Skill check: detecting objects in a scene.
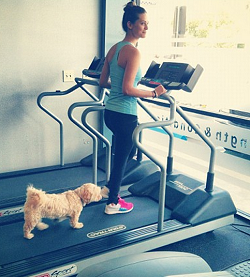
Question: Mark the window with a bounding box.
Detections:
[139,0,250,114]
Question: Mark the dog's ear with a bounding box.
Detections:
[81,185,92,204]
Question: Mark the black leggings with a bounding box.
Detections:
[104,109,138,204]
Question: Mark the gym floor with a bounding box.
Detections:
[156,215,250,272]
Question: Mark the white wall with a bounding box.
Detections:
[0,0,101,173]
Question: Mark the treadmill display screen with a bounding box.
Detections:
[155,63,193,83]
[140,61,196,91]
[82,57,105,79]
[157,70,180,82]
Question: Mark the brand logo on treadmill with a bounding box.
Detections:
[32,264,77,277]
[170,180,193,192]
[0,206,23,217]
[51,265,77,277]
[87,224,126,238]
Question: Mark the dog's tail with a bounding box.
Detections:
[25,184,45,207]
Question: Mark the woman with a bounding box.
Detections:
[99,1,166,215]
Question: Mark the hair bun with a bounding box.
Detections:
[124,1,136,12]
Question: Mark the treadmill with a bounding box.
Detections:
[0,60,236,277]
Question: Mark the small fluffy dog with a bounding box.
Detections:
[23,183,102,239]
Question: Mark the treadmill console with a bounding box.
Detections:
[140,61,203,92]
[82,56,105,79]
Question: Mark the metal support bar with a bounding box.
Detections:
[67,89,106,185]
[175,105,216,192]
[81,106,112,184]
[133,94,176,232]
[137,98,175,168]
[37,78,101,167]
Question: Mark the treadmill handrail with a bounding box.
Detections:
[75,77,100,101]
[133,93,176,232]
[175,104,216,192]
[67,87,106,185]
[37,78,103,167]
[137,98,175,171]
[81,106,112,184]
[138,94,217,192]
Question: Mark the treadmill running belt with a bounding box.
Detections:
[0,164,106,208]
[0,196,172,265]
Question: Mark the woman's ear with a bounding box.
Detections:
[127,21,133,30]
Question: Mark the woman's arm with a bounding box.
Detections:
[99,44,118,89]
[99,58,111,89]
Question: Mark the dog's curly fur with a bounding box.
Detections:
[23,183,102,239]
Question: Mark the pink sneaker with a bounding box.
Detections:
[105,198,134,215]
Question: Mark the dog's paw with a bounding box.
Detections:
[24,233,34,239]
[36,222,49,230]
[74,222,84,229]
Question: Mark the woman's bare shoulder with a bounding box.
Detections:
[106,44,118,62]
[120,44,140,62]
[122,43,139,54]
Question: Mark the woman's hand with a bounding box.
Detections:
[154,85,167,97]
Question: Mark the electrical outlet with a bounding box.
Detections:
[63,70,74,82]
